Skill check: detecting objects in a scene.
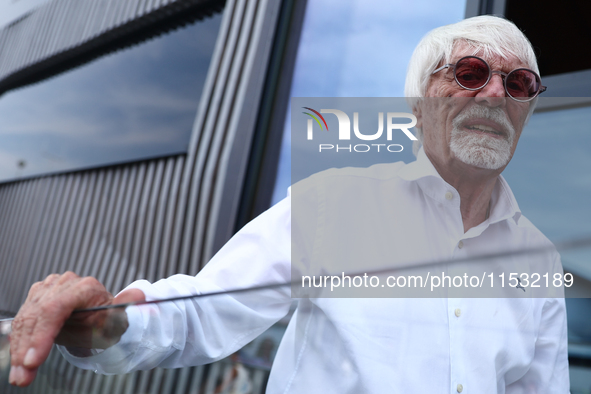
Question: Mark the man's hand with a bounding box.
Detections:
[8,272,145,387]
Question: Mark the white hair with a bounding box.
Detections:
[405,15,540,155]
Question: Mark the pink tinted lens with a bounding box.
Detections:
[506,69,540,98]
[454,57,489,89]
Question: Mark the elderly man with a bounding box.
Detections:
[8,15,568,392]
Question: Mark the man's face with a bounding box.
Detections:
[417,43,532,174]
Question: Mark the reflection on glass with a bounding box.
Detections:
[0,13,222,182]
[502,105,591,390]
[504,105,591,244]
[2,236,590,393]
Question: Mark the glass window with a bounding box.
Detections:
[502,103,591,391]
[272,0,467,204]
[503,104,591,243]
[0,0,52,30]
[0,13,222,182]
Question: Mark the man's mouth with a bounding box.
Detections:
[463,124,505,138]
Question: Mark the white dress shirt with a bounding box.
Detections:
[60,148,569,393]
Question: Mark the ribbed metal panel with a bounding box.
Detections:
[182,0,282,269]
[0,358,234,394]
[0,159,178,309]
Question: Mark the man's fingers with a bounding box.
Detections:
[9,272,114,387]
[9,294,78,387]
[9,303,65,375]
[12,323,58,369]
[8,365,38,387]
[8,317,47,386]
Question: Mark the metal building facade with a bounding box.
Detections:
[0,0,303,392]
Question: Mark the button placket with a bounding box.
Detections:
[450,308,464,393]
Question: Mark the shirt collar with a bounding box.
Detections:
[398,146,440,182]
[399,147,522,225]
[489,174,522,225]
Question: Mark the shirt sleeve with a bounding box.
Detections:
[58,196,293,374]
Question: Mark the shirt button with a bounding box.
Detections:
[455,308,461,317]
[445,191,453,200]
[457,383,463,393]
[458,240,464,249]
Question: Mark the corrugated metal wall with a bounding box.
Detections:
[0,0,224,93]
[0,0,283,391]
[0,158,190,308]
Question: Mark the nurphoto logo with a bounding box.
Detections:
[302,107,417,153]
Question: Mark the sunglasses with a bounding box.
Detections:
[431,56,546,102]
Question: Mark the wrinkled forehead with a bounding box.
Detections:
[445,39,532,70]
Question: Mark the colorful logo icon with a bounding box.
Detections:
[302,107,328,131]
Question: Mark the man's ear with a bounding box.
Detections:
[412,102,423,130]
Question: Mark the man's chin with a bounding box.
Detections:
[450,131,512,171]
[451,144,511,170]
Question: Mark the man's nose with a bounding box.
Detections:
[474,73,506,107]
